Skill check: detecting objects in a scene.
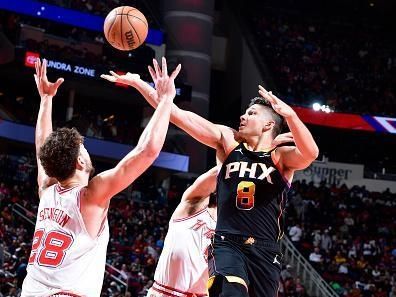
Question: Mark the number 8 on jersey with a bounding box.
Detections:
[236,181,256,210]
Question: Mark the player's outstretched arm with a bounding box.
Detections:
[101,58,236,153]
[258,86,319,170]
[172,166,218,219]
[181,166,218,204]
[84,58,176,207]
[34,59,64,196]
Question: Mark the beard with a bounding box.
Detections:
[88,166,95,179]
[84,158,95,179]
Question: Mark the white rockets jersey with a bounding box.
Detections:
[22,184,109,297]
[152,208,216,296]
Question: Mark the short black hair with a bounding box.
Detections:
[39,128,83,181]
[248,97,284,137]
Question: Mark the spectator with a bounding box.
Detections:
[289,223,303,249]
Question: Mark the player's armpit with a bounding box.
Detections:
[38,176,58,198]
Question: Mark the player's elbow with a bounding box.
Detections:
[306,144,319,162]
[135,142,161,160]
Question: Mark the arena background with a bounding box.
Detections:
[0,0,395,296]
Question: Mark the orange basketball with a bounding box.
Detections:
[103,6,148,51]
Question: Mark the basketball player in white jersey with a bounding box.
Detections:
[147,166,218,297]
[21,58,181,297]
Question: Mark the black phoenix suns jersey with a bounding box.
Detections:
[216,143,290,242]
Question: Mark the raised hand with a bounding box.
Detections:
[100,71,141,87]
[271,132,294,147]
[34,59,64,98]
[258,85,296,118]
[148,57,181,100]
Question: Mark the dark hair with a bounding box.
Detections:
[39,128,83,181]
[208,192,217,208]
[248,97,284,137]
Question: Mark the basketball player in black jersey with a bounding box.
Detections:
[102,59,319,297]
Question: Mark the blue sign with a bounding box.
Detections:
[0,119,189,172]
[0,0,164,45]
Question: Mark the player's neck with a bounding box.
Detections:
[244,132,274,152]
[59,173,88,189]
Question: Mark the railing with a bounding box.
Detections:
[12,203,35,225]
[104,263,129,294]
[1,249,17,290]
[281,236,339,297]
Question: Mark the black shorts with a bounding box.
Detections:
[208,233,282,297]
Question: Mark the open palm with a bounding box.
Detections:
[34,59,64,98]
[100,71,141,87]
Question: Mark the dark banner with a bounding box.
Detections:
[21,50,192,101]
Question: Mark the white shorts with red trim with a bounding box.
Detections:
[48,292,83,297]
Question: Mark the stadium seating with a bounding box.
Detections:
[244,7,396,116]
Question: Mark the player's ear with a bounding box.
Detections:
[263,120,275,131]
[76,155,85,170]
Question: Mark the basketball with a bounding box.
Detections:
[103,6,148,51]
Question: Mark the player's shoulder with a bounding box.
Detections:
[214,125,241,160]
[271,145,294,164]
[38,177,58,199]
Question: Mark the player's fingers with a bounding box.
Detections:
[281,132,293,138]
[161,57,168,77]
[273,104,282,112]
[148,91,156,98]
[259,89,277,106]
[35,59,39,77]
[33,74,39,88]
[170,64,181,80]
[55,78,64,88]
[36,58,42,80]
[268,91,281,103]
[40,60,46,81]
[258,85,268,93]
[109,71,121,78]
[42,59,47,79]
[148,65,157,81]
[258,88,270,99]
[100,74,115,82]
[153,58,162,77]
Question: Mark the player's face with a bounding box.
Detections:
[79,144,95,177]
[239,104,273,137]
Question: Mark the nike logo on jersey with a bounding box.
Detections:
[273,254,281,265]
[225,161,275,183]
[235,148,243,155]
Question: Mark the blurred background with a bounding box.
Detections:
[0,0,395,296]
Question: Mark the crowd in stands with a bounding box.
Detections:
[286,180,396,297]
[247,9,396,116]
